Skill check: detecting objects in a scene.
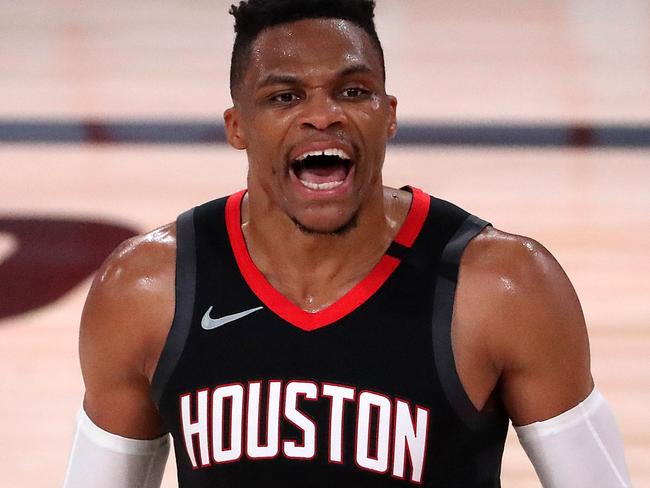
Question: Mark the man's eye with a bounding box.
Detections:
[341,87,369,98]
[270,92,300,104]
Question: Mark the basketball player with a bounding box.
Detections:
[64,1,632,486]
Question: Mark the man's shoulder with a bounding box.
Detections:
[462,226,562,288]
[456,225,583,343]
[80,223,177,377]
[93,222,177,291]
[457,225,587,365]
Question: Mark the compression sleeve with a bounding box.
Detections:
[515,388,632,487]
[63,409,170,488]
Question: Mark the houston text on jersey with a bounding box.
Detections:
[179,379,430,484]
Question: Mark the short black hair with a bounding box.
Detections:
[228,0,385,100]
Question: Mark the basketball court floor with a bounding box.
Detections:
[1,1,648,486]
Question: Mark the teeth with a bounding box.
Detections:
[296,148,350,161]
[299,179,344,191]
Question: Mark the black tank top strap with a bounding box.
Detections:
[432,214,495,430]
[151,207,197,409]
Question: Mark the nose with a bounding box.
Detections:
[298,91,346,131]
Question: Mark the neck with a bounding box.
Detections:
[240,186,410,312]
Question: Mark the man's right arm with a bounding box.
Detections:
[64,225,176,487]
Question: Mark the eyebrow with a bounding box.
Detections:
[338,63,375,78]
[256,63,376,90]
[257,74,300,89]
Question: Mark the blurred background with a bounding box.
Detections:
[1,0,648,486]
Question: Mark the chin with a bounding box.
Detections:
[290,211,359,236]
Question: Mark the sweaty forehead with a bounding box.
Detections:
[245,18,382,84]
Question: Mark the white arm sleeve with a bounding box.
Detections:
[515,388,632,487]
[63,409,170,488]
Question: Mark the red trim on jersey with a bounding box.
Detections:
[393,187,430,247]
[225,187,429,331]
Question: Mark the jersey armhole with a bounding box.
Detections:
[150,208,197,409]
[432,214,500,430]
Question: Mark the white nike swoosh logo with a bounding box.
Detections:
[201,306,264,330]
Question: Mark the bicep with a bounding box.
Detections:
[79,254,171,439]
[496,242,593,426]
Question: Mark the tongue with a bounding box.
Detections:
[295,163,348,184]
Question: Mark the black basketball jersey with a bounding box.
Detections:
[151,187,508,487]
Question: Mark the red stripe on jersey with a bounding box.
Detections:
[225,188,428,331]
[393,187,430,248]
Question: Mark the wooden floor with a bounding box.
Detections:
[1,1,648,486]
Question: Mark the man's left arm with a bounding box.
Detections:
[490,234,632,487]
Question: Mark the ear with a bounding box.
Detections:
[386,95,398,139]
[224,107,247,150]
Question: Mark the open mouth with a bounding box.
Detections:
[290,149,353,191]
